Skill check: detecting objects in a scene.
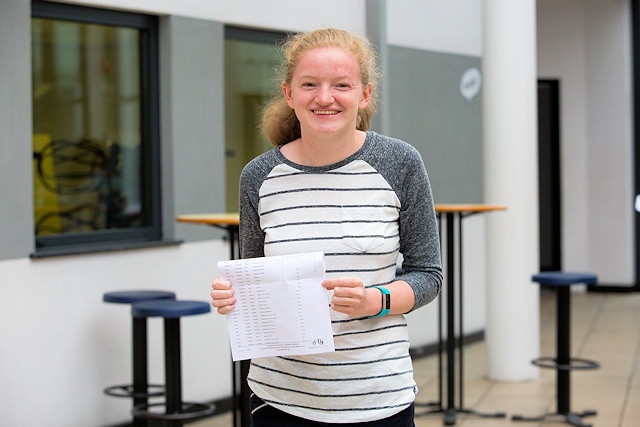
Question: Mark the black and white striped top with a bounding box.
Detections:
[238,131,442,423]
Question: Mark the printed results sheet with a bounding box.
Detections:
[218,252,335,361]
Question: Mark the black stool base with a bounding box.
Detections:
[532,356,600,371]
[104,383,165,399]
[133,401,215,426]
[416,404,506,425]
[512,409,597,427]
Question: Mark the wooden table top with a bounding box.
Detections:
[176,213,239,226]
[176,205,506,226]
[434,204,507,213]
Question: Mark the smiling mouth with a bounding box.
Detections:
[313,110,339,115]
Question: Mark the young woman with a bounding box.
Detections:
[211,28,442,426]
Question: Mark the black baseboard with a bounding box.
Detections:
[588,283,639,293]
[539,283,639,293]
[409,330,485,359]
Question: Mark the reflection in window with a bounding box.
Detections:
[32,18,141,235]
[31,2,159,253]
[224,29,285,211]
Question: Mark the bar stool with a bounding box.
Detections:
[512,272,599,427]
[103,290,176,424]
[131,299,215,426]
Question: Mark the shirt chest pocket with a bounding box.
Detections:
[341,205,397,253]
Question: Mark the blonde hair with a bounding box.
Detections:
[261,28,380,146]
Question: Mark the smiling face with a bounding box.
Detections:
[283,47,372,139]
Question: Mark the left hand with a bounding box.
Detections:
[322,277,380,318]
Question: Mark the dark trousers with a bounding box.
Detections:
[250,394,415,427]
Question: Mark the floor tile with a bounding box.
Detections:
[189,291,640,427]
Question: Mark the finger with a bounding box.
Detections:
[211,288,234,301]
[332,286,366,301]
[329,300,358,316]
[216,304,236,315]
[211,295,236,308]
[212,279,232,290]
[323,277,362,289]
[322,279,336,290]
[332,290,365,307]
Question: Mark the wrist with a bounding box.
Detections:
[368,286,390,318]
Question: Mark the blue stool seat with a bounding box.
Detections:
[131,300,214,426]
[532,271,597,286]
[103,290,176,424]
[104,290,176,304]
[512,272,599,427]
[131,299,211,318]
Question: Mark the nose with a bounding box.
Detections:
[316,85,334,105]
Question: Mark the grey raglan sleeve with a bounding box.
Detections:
[238,154,271,260]
[399,149,443,310]
[373,137,443,310]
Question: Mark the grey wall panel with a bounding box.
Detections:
[388,46,483,204]
[0,0,34,260]
[160,16,226,242]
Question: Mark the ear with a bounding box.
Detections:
[282,81,294,109]
[359,81,373,110]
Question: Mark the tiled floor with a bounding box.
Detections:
[191,289,640,426]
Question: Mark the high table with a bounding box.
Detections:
[415,204,507,425]
[179,205,506,427]
[176,213,248,427]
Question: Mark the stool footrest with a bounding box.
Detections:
[132,401,216,421]
[532,356,600,371]
[512,409,597,427]
[104,383,165,399]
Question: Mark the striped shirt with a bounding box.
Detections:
[238,131,442,423]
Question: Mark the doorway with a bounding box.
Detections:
[538,80,562,272]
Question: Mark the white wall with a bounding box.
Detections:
[537,0,634,285]
[0,241,231,425]
[59,0,367,34]
[386,0,483,56]
[584,0,634,284]
[537,0,590,273]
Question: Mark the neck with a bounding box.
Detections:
[285,130,366,166]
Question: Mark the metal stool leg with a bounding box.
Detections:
[513,281,598,427]
[165,318,182,420]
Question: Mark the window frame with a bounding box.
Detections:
[225,26,286,44]
[31,1,165,257]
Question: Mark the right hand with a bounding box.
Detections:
[210,278,236,314]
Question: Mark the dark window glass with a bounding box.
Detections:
[31,1,160,254]
[224,27,286,211]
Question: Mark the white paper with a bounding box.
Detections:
[218,252,335,361]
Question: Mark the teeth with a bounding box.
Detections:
[314,110,338,115]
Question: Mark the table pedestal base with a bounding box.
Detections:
[415,208,507,425]
[513,410,597,427]
[417,404,506,425]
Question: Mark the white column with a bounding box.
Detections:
[483,0,540,381]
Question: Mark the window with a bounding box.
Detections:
[31,1,161,255]
[224,27,286,211]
